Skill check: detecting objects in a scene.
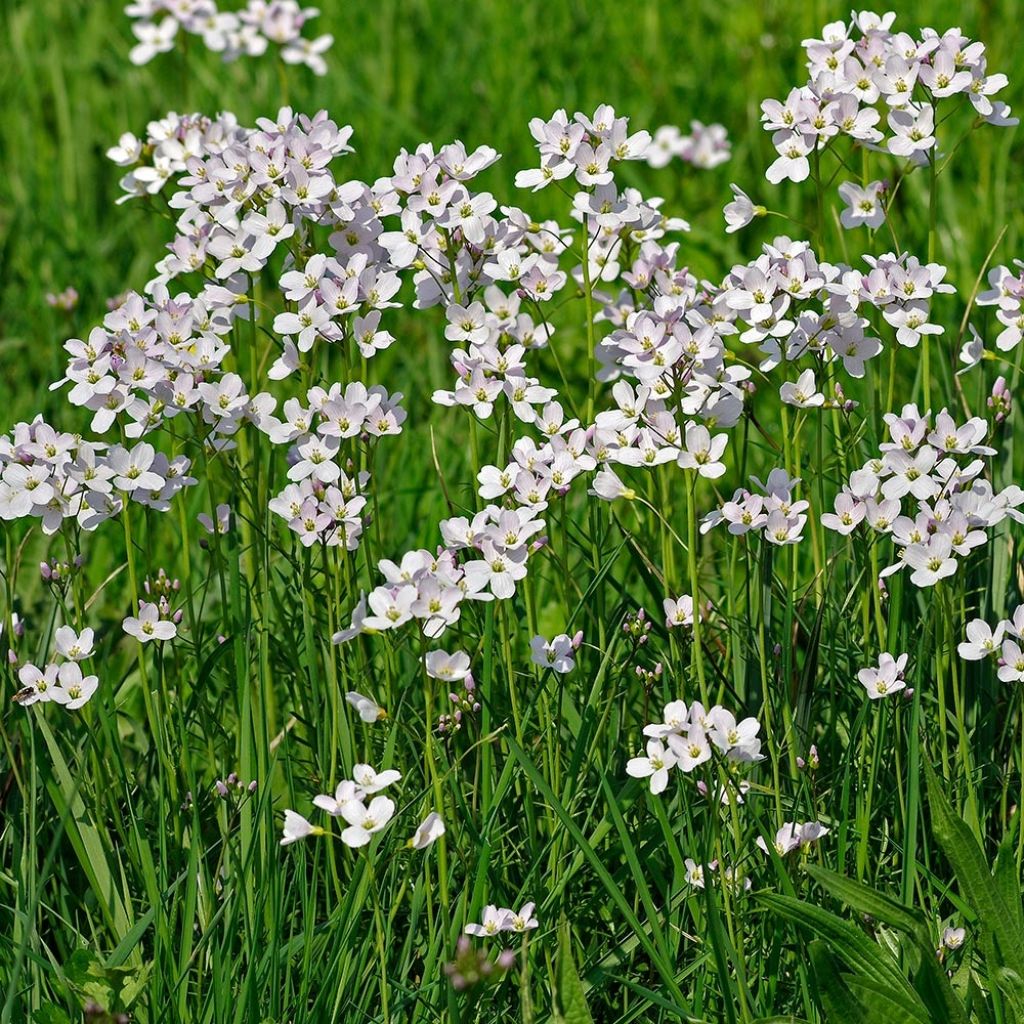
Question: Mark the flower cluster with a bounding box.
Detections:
[977,261,1024,352]
[464,903,539,938]
[154,108,353,282]
[475,427,595,510]
[958,605,1024,682]
[515,105,653,192]
[14,626,99,710]
[258,382,404,548]
[56,287,259,441]
[644,121,731,170]
[375,138,574,425]
[756,821,830,856]
[719,243,955,384]
[760,13,1016,188]
[46,287,80,312]
[0,418,197,532]
[282,762,403,848]
[107,111,247,204]
[126,0,333,75]
[823,405,1024,586]
[627,700,764,794]
[444,938,517,991]
[702,468,808,547]
[335,505,546,642]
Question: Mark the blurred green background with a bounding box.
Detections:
[0,0,1020,426]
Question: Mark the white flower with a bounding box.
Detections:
[464,904,509,937]
[409,812,446,850]
[15,663,59,706]
[280,810,320,846]
[345,690,385,722]
[998,639,1024,682]
[779,369,824,408]
[958,619,1004,661]
[904,535,957,587]
[858,652,908,699]
[757,821,829,855]
[425,649,471,681]
[667,727,712,772]
[821,493,865,535]
[506,902,538,933]
[50,663,99,710]
[838,181,886,230]
[663,596,695,629]
[677,424,728,478]
[626,739,677,794]
[340,796,396,848]
[122,603,176,642]
[198,503,232,535]
[766,130,813,184]
[588,466,635,501]
[352,763,402,795]
[723,184,763,233]
[684,858,706,888]
[54,625,95,661]
[529,634,575,673]
[643,700,690,739]
[707,708,763,762]
[312,780,362,816]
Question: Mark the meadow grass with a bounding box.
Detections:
[1,2,1024,1023]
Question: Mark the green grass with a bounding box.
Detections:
[1,1,1024,1023]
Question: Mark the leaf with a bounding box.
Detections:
[63,950,115,1009]
[760,893,921,1013]
[911,948,970,1024]
[845,976,932,1024]
[993,833,1024,942]
[703,875,740,1024]
[995,968,1024,1024]
[31,1008,72,1024]
[556,922,595,1024]
[118,960,152,1007]
[924,760,1024,978]
[807,940,868,1023]
[804,866,926,939]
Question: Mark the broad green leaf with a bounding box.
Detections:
[62,950,115,1010]
[556,922,595,1024]
[845,976,931,1024]
[760,893,921,1014]
[807,940,868,1023]
[911,947,969,1024]
[804,866,926,939]
[995,968,1024,1024]
[924,760,1024,978]
[31,1008,71,1024]
[993,834,1024,942]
